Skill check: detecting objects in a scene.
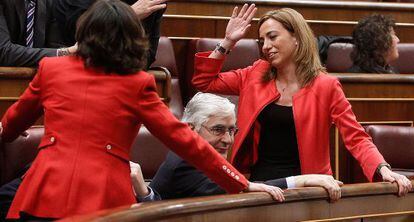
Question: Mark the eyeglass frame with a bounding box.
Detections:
[200,124,239,136]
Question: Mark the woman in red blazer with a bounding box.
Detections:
[192,5,412,196]
[0,1,284,220]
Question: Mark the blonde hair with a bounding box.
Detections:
[258,8,325,87]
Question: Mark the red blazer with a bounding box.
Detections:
[193,51,385,182]
[1,56,247,219]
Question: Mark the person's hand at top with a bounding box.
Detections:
[131,0,168,20]
[209,4,257,59]
[246,181,285,202]
[379,165,412,196]
[223,4,257,47]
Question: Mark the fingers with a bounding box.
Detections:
[267,185,285,202]
[335,180,344,186]
[237,4,248,18]
[147,4,167,13]
[395,175,411,196]
[231,6,238,18]
[245,7,257,23]
[242,4,256,20]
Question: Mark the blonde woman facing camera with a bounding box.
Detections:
[193,5,412,196]
[0,1,284,220]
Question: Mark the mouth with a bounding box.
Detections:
[267,52,277,59]
[215,147,228,154]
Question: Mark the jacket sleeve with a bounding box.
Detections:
[329,79,385,181]
[173,159,226,197]
[262,178,287,189]
[1,60,45,142]
[192,51,255,95]
[0,4,57,67]
[135,74,248,194]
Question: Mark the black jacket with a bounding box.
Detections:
[150,151,288,200]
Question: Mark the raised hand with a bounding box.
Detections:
[224,4,257,45]
[246,181,285,202]
[131,0,168,20]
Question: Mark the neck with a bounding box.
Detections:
[275,62,299,85]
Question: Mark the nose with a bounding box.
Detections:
[262,39,271,52]
[221,131,233,144]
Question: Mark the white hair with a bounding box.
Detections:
[182,92,235,131]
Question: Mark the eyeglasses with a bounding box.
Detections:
[201,124,239,136]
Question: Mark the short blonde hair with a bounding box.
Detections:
[258,8,325,87]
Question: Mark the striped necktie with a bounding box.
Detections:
[26,0,36,47]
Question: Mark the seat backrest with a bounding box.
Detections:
[129,126,169,179]
[389,43,414,74]
[365,125,414,170]
[151,36,183,118]
[183,38,260,104]
[326,43,414,74]
[0,126,43,186]
[152,36,179,77]
[0,125,169,186]
[326,43,353,73]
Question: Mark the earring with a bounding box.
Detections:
[295,42,298,46]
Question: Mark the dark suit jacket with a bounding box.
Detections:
[53,0,164,67]
[0,0,64,66]
[150,151,288,200]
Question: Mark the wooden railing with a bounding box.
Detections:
[64,180,414,221]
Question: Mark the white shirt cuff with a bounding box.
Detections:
[286,176,296,189]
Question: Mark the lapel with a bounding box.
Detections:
[34,0,46,47]
[15,0,26,43]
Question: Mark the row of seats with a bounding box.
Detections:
[1,124,413,186]
[154,37,414,106]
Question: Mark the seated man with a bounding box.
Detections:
[150,93,343,200]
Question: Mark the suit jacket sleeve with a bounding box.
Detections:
[142,8,165,69]
[262,178,287,189]
[135,74,248,194]
[329,79,385,181]
[0,4,57,67]
[192,51,257,95]
[1,59,44,142]
[173,158,225,197]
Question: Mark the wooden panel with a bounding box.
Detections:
[65,181,414,221]
[161,15,414,43]
[0,67,171,119]
[166,0,414,23]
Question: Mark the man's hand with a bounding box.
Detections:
[246,181,285,202]
[380,166,413,196]
[130,161,149,197]
[295,174,343,201]
[131,0,168,20]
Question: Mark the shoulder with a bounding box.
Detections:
[310,72,339,88]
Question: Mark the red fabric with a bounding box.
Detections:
[193,51,385,182]
[2,56,247,219]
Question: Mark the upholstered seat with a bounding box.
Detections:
[326,43,414,74]
[365,125,414,179]
[0,125,169,186]
[152,36,183,119]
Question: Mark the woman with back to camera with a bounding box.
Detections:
[193,5,412,197]
[0,1,284,220]
[349,14,400,73]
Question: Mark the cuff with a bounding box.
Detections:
[286,176,296,189]
[137,186,156,202]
